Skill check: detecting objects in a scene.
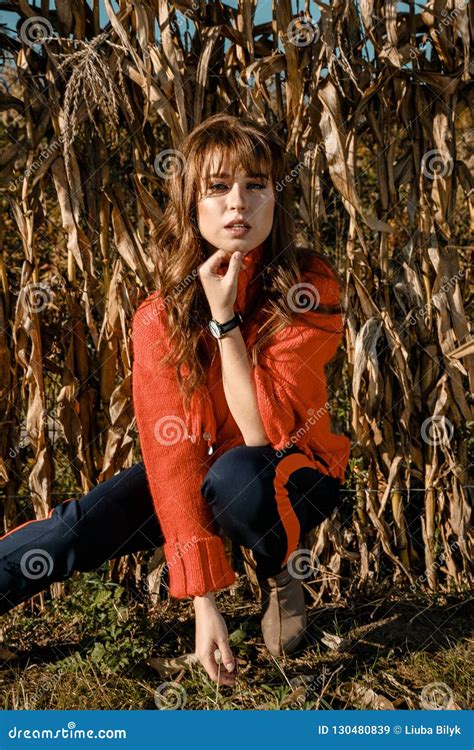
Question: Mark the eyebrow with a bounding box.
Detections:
[207,172,269,180]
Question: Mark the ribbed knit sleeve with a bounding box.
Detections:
[251,265,349,477]
[131,297,236,599]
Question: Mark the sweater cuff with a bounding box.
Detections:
[164,536,237,599]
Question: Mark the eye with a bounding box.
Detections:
[208,181,267,192]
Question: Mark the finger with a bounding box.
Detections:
[222,252,243,284]
[200,655,218,683]
[201,655,235,685]
[216,661,237,684]
[201,249,232,274]
[216,641,235,673]
[216,664,237,685]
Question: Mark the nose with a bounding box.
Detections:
[226,181,248,210]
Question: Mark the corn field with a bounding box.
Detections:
[0,0,472,605]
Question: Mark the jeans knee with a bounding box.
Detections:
[201,445,274,528]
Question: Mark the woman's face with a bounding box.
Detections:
[195,159,275,258]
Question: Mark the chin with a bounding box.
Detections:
[222,243,248,255]
[227,238,258,252]
[205,238,262,257]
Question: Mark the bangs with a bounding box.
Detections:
[196,136,273,190]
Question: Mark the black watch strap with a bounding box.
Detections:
[208,312,243,338]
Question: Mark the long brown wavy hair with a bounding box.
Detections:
[142,113,342,409]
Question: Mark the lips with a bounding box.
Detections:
[225,219,251,228]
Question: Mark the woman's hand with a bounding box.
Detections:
[198,249,245,321]
[194,592,236,685]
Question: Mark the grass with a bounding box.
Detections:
[1,569,472,711]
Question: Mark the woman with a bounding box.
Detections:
[0,114,350,686]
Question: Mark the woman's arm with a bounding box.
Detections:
[199,249,269,447]
[210,303,269,447]
[132,299,237,600]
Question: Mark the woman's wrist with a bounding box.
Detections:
[210,307,235,323]
[193,591,216,608]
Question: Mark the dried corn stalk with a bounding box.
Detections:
[0,0,471,607]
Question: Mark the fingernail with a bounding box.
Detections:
[225,661,235,672]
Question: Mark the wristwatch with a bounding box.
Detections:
[208,312,243,339]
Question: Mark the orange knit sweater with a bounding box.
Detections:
[131,246,351,598]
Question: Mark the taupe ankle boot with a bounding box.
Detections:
[259,567,307,657]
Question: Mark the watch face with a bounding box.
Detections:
[209,320,221,338]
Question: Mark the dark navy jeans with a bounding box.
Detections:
[0,445,341,613]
